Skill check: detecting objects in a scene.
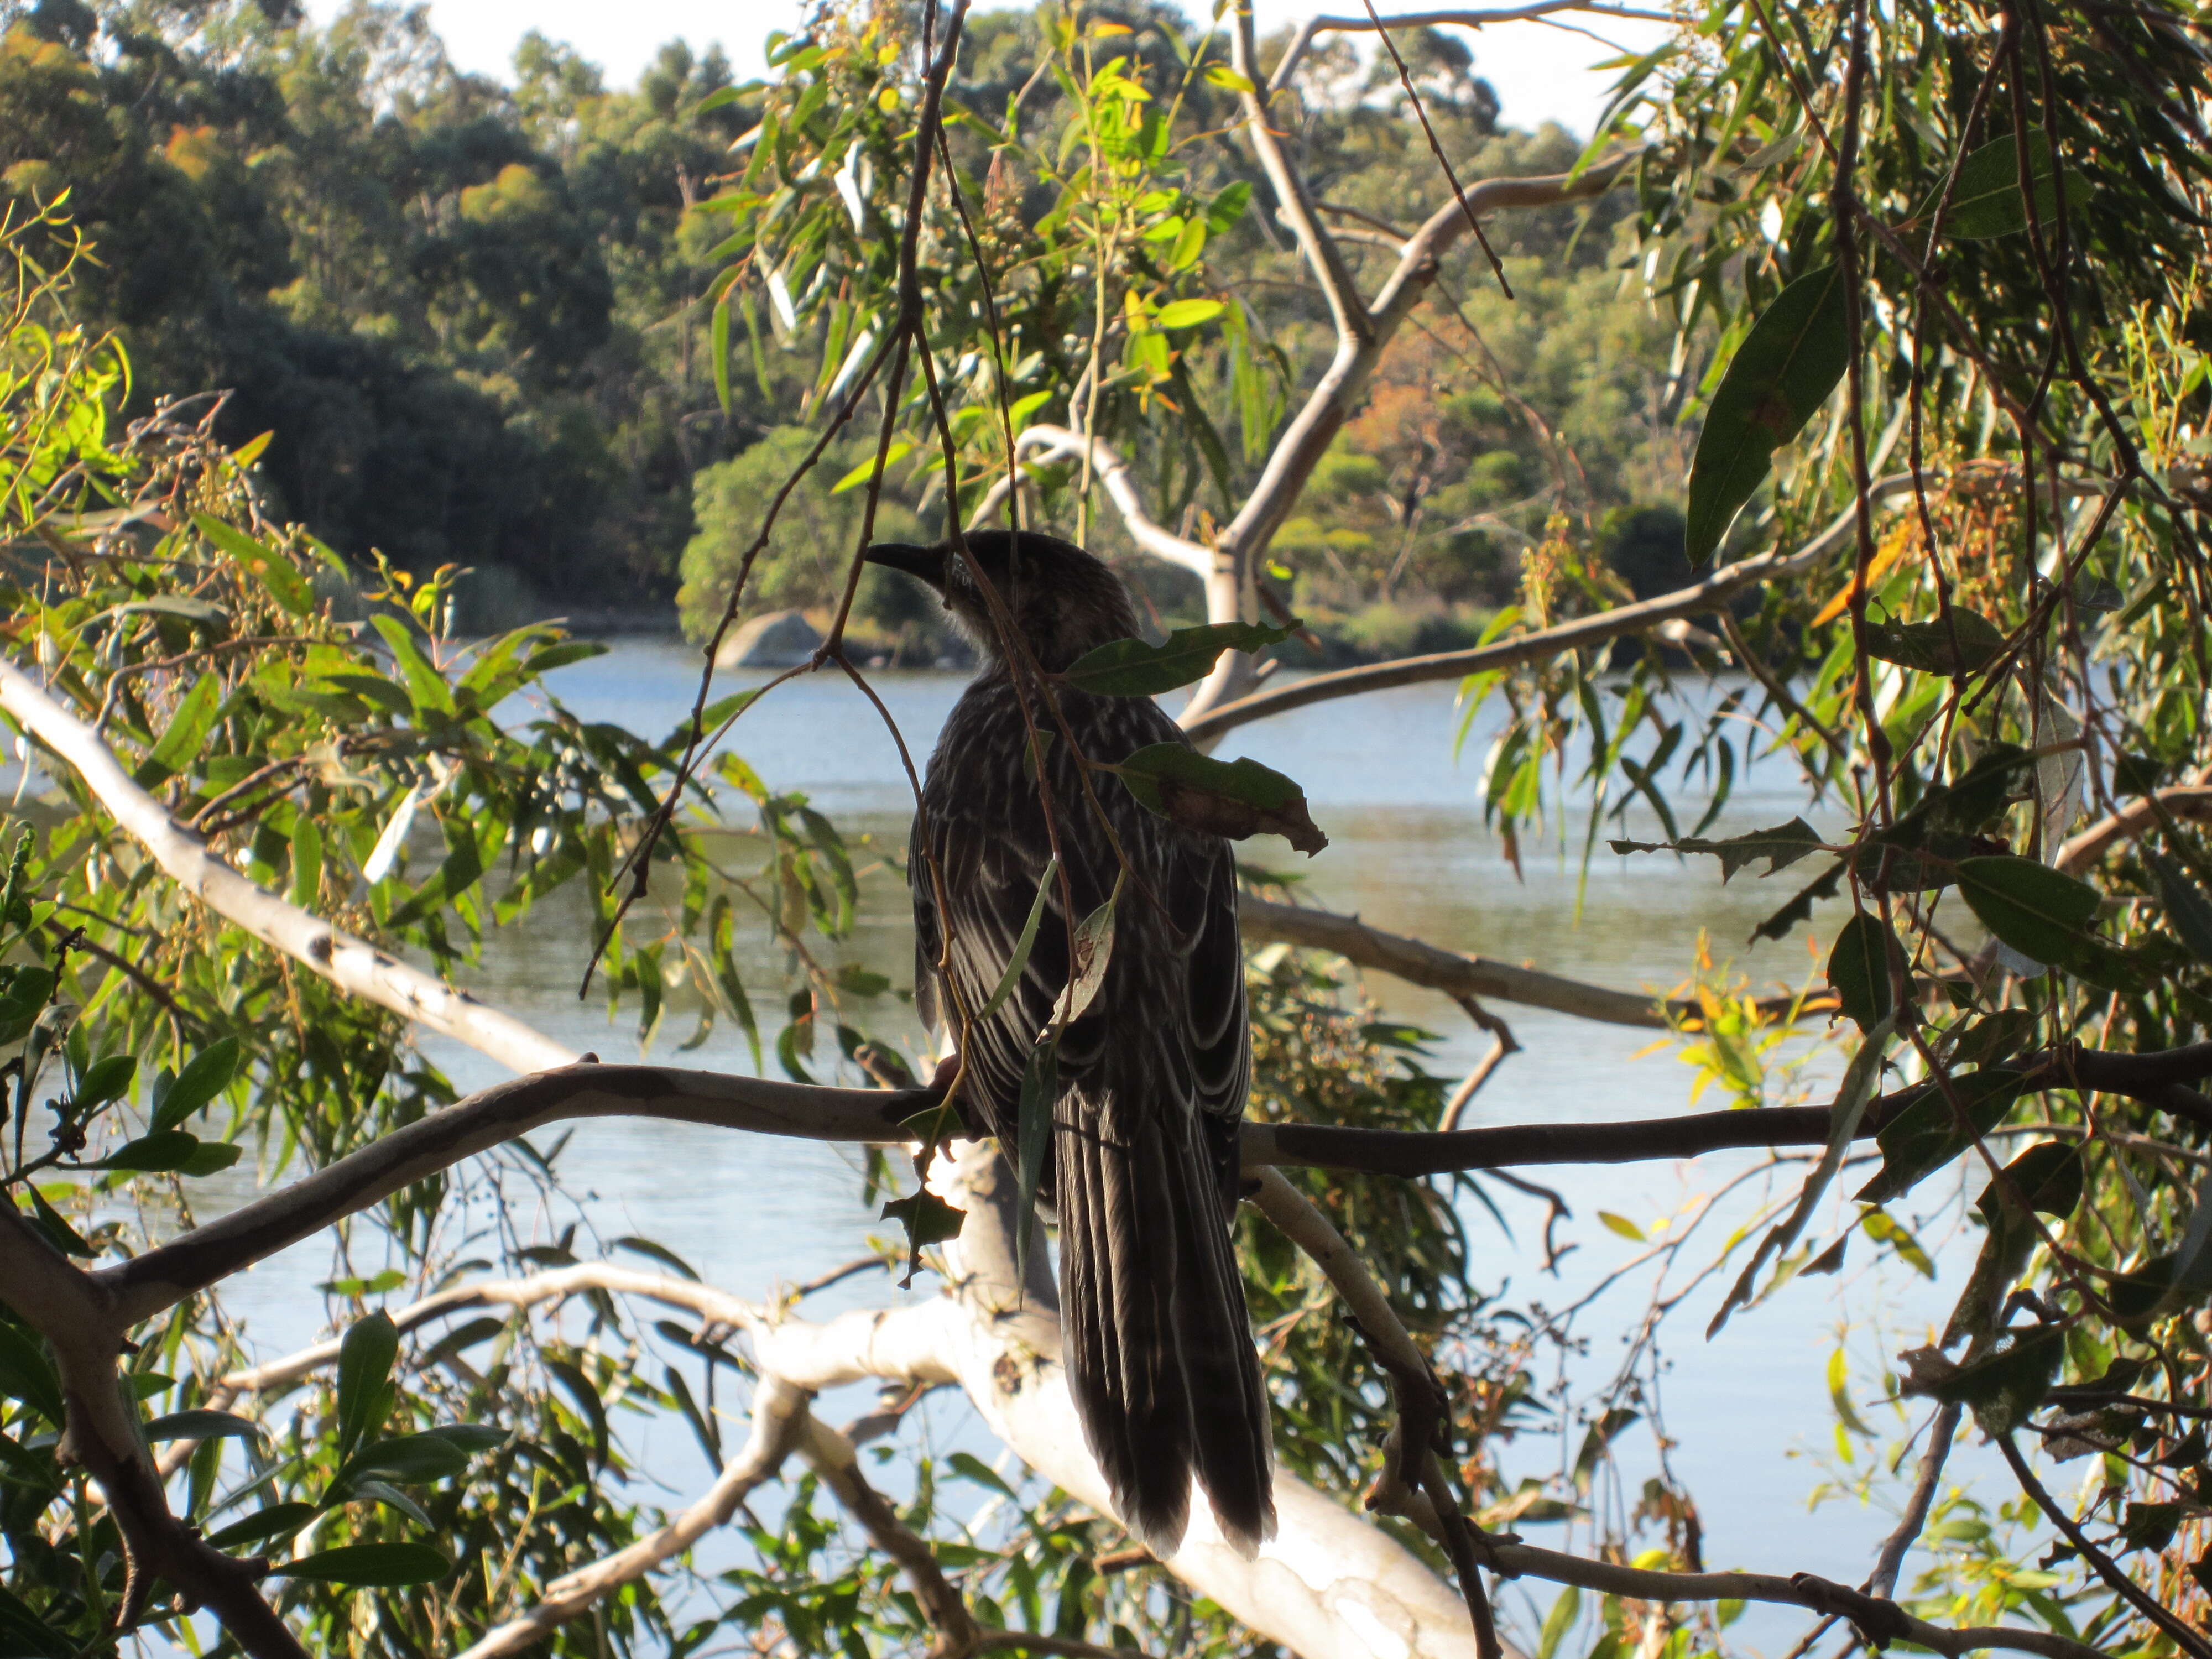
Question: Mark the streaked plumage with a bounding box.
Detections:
[867,530,1275,1557]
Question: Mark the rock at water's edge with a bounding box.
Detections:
[715,609,822,668]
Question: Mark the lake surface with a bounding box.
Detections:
[206,639,2017,1655]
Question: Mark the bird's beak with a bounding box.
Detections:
[862,541,948,591]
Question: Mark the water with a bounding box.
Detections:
[203,639,2021,1654]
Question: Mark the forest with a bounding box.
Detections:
[4,0,2212,1657]
[0,0,1691,646]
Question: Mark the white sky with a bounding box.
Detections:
[297,1,1670,137]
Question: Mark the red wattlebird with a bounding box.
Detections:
[865,529,1275,1558]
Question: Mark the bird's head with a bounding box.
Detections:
[863,530,1141,672]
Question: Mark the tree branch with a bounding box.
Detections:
[1251,1171,1505,1659]
[1865,1401,1961,1599]
[2054,779,2212,875]
[801,1411,984,1658]
[455,1375,812,1659]
[1185,471,1946,744]
[1218,157,1634,583]
[1482,1540,2113,1659]
[0,655,574,1074]
[1013,426,1213,576]
[100,1066,928,1326]
[1995,1434,2212,1659]
[103,1032,2212,1350]
[1184,539,1823,745]
[1244,1041,2212,1176]
[0,1207,307,1659]
[1241,894,1754,1027]
[1267,5,1676,93]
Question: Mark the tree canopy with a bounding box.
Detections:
[3,1,2212,1657]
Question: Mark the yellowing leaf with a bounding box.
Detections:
[1598,1211,1645,1241]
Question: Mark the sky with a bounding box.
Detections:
[296,1,1672,138]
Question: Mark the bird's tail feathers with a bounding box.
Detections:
[1056,1092,1275,1559]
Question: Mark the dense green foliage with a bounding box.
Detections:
[0,0,1695,630]
[0,1,755,608]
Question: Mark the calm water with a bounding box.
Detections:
[202,640,2017,1653]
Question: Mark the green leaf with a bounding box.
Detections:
[204,1502,318,1550]
[336,1312,399,1458]
[23,1186,92,1258]
[1956,855,2145,989]
[144,1409,265,1443]
[0,1583,75,1659]
[370,616,455,718]
[134,672,221,787]
[152,1037,239,1134]
[1205,180,1252,234]
[73,1052,135,1112]
[979,857,1058,1024]
[2147,849,2212,967]
[1609,817,1823,880]
[712,296,733,417]
[1944,1009,2039,1070]
[947,1449,1019,1498]
[1064,619,1302,697]
[1709,1016,1895,1338]
[1930,1326,2065,1433]
[1858,1207,1936,1277]
[1976,1141,2085,1223]
[879,1190,967,1249]
[613,1237,701,1281]
[1537,1584,1583,1659]
[1015,1034,1061,1281]
[290,815,324,908]
[271,1542,453,1587]
[1861,611,2008,676]
[1827,911,1898,1032]
[519,640,608,677]
[1855,1068,2026,1204]
[1115,743,1327,855]
[1154,298,1225,330]
[315,672,411,716]
[0,966,54,1046]
[1935,133,2092,241]
[0,1321,64,1424]
[337,1431,470,1487]
[194,513,314,616]
[90,1130,203,1173]
[830,441,914,494]
[545,1359,611,1472]
[1597,1211,1644,1241]
[1053,874,1123,1026]
[1685,263,1850,564]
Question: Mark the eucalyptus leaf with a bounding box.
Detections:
[1115,744,1327,855]
[1063,619,1302,697]
[270,1542,452,1587]
[1686,263,1850,564]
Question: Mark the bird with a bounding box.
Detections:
[864,528,1275,1559]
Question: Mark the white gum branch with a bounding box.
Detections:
[1266,6,1678,93]
[456,1374,813,1659]
[1011,426,1214,577]
[0,655,573,1075]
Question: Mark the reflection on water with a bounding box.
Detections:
[208,640,1996,1648]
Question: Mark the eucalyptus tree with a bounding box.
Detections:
[3,0,2212,1656]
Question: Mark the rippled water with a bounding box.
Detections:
[203,639,2011,1653]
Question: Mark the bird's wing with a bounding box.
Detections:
[1177,832,1252,1213]
[920,820,1076,1140]
[915,685,1251,1183]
